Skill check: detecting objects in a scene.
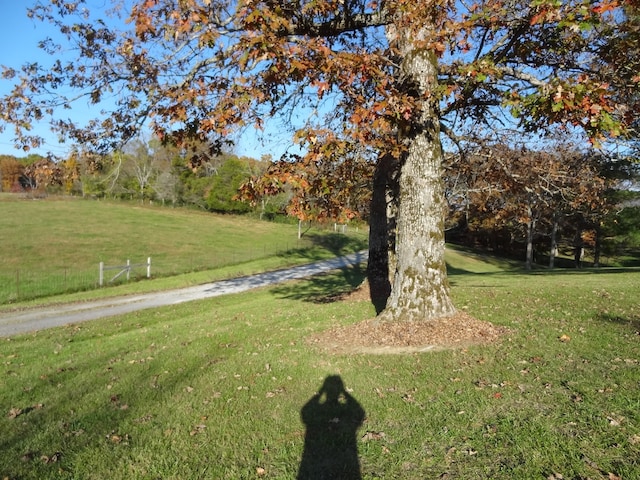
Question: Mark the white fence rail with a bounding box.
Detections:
[99,258,151,286]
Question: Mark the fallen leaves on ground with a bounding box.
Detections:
[8,407,22,419]
[7,403,43,419]
[304,282,509,353]
[308,309,508,354]
[190,424,207,436]
[361,431,386,442]
[41,452,62,464]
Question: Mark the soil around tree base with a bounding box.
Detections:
[307,283,508,355]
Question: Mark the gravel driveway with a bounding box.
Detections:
[0,251,367,338]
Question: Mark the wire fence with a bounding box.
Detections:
[0,241,308,305]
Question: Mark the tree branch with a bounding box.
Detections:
[284,9,390,37]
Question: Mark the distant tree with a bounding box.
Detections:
[73,151,110,198]
[446,142,608,269]
[123,138,160,202]
[0,155,24,192]
[591,152,640,263]
[153,171,180,206]
[61,152,81,195]
[206,157,253,213]
[23,157,63,194]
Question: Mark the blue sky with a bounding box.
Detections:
[0,2,68,157]
[0,1,297,160]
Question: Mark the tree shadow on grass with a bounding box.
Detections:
[0,320,237,479]
[297,375,365,480]
[271,258,515,304]
[271,259,513,304]
[277,233,368,264]
[304,233,368,257]
[271,263,367,303]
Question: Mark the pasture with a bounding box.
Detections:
[0,220,638,478]
[0,195,367,304]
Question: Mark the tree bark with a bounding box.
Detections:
[573,226,584,268]
[525,217,535,271]
[367,153,398,314]
[549,212,559,269]
[379,43,456,322]
[525,205,536,271]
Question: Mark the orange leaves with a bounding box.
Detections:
[527,0,620,26]
[529,5,564,26]
[521,72,622,142]
[129,3,157,40]
[240,130,374,222]
[591,0,619,15]
[311,80,330,99]
[350,109,366,127]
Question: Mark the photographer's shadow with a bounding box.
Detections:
[297,375,365,480]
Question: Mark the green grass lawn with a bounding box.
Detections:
[0,196,367,303]
[1,244,638,479]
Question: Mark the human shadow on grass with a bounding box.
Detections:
[297,376,365,480]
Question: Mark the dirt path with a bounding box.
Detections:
[0,251,367,338]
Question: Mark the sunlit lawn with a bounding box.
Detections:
[1,247,639,479]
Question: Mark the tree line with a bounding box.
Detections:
[443,140,640,269]
[0,140,287,217]
[2,137,638,269]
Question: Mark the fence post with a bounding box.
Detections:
[147,257,151,278]
[99,262,104,287]
[126,259,131,281]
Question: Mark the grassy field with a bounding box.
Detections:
[0,195,367,303]
[0,241,638,478]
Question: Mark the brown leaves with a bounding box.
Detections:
[7,403,43,419]
[40,451,62,464]
[239,143,373,222]
[109,394,129,410]
[107,432,130,444]
[583,455,622,479]
[8,407,23,419]
[190,423,207,436]
[361,430,386,442]
[445,141,610,255]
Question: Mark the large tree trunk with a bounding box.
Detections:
[378,44,455,322]
[367,153,398,314]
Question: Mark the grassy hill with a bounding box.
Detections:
[0,196,367,304]
[0,198,638,478]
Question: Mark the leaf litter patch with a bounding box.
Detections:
[307,285,508,354]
